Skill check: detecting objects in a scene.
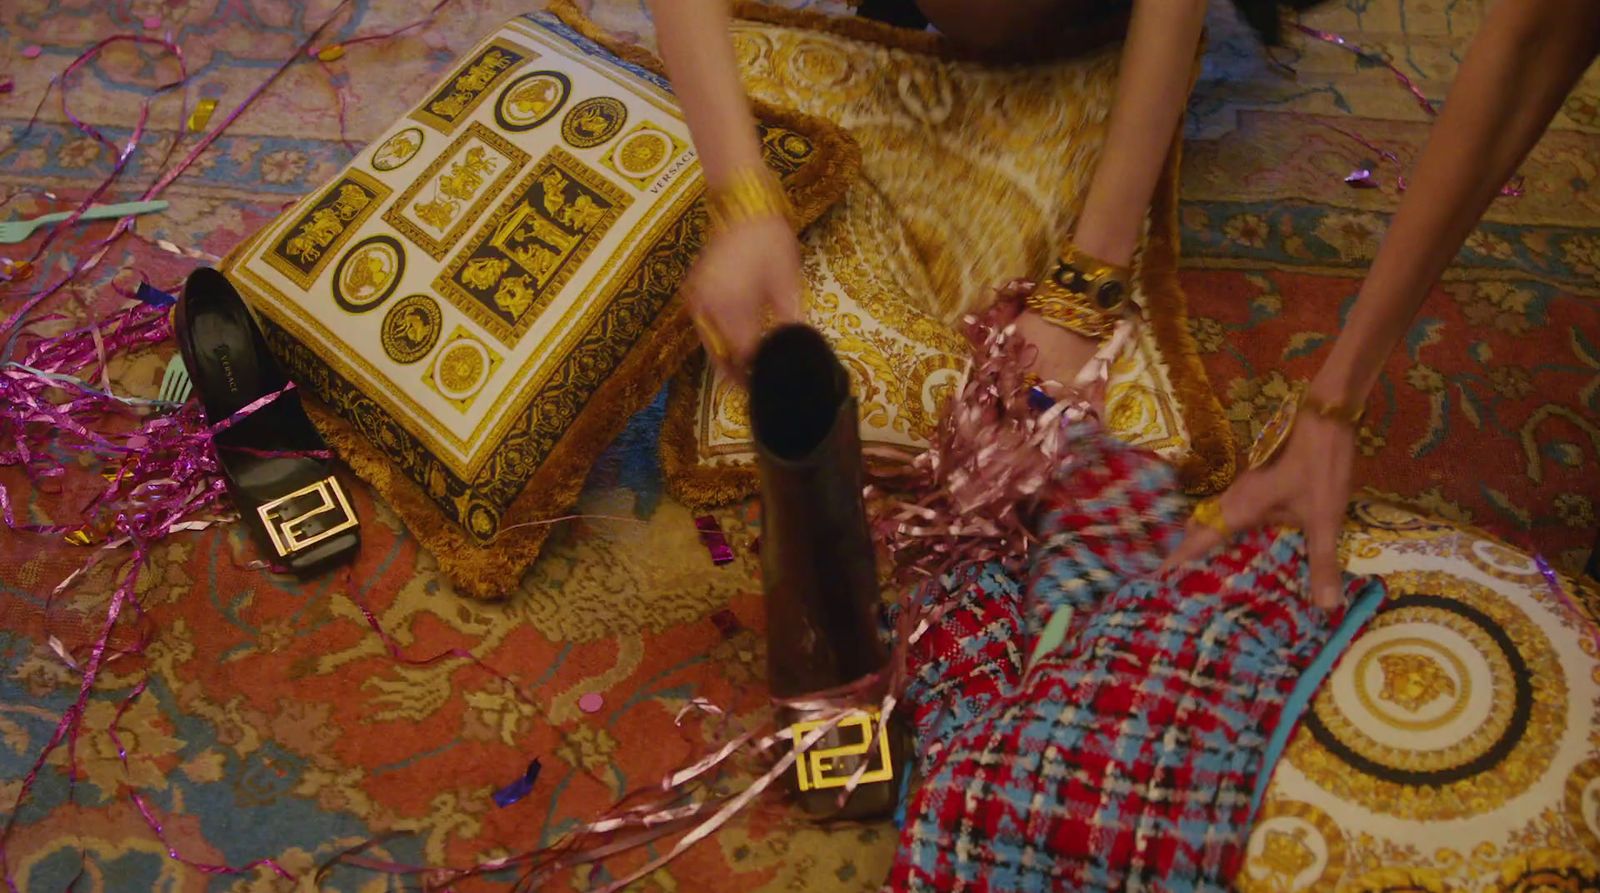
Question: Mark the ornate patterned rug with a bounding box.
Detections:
[0,1,1596,891]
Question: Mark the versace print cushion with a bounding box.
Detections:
[222,1,856,599]
[659,4,1232,508]
[1240,502,1600,892]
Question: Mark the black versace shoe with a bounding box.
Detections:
[176,267,360,576]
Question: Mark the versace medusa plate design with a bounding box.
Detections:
[560,96,627,148]
[332,235,404,314]
[494,70,571,133]
[381,294,443,365]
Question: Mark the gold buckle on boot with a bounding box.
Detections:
[791,708,895,791]
[257,476,358,557]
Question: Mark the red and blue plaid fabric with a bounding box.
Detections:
[887,422,1382,892]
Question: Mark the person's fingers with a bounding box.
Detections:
[1160,472,1279,572]
[718,296,764,375]
[1161,516,1225,574]
[1305,501,1344,610]
[769,253,804,323]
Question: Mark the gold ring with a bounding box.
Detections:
[1191,497,1230,537]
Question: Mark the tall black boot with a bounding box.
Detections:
[750,324,907,820]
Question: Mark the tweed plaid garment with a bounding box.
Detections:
[886,422,1384,892]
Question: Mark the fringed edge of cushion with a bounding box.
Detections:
[1141,134,1236,496]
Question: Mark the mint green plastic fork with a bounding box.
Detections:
[0,200,170,244]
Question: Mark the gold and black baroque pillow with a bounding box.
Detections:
[223,1,857,599]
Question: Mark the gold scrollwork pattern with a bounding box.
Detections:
[1237,799,1346,893]
[1250,503,1600,891]
[672,13,1206,504]
[1292,570,1565,820]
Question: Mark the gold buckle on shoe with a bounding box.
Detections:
[791,708,895,791]
[256,476,358,557]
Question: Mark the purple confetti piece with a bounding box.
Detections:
[491,758,542,808]
[0,76,14,95]
[1344,168,1378,188]
[694,514,735,566]
[134,282,177,308]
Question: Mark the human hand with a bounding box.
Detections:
[686,215,802,382]
[1162,407,1358,610]
[1012,307,1107,407]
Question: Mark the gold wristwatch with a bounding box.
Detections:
[1022,243,1131,341]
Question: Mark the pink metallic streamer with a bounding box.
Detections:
[1292,23,1438,117]
[1291,24,1524,198]
[0,2,485,888]
[322,285,1121,891]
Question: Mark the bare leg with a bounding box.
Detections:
[919,0,1207,391]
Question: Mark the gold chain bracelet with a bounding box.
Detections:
[1022,244,1131,341]
[707,166,790,233]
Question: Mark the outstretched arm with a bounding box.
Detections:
[1016,0,1209,392]
[1168,0,1600,608]
[648,1,767,190]
[647,0,803,378]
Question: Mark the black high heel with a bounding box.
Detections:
[176,267,360,576]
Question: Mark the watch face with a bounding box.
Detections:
[1095,278,1125,310]
[1248,385,1304,471]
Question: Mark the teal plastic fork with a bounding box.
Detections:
[0,200,170,244]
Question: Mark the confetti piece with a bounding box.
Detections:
[186,97,218,133]
[1,259,34,282]
[63,526,98,546]
[22,46,42,60]
[134,282,177,308]
[47,636,77,668]
[491,758,542,808]
[315,44,346,62]
[578,693,604,714]
[0,76,14,94]
[142,16,162,29]
[1344,168,1378,188]
[694,515,735,566]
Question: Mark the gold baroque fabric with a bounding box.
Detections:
[661,4,1232,506]
[223,1,858,598]
[1240,501,1600,892]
